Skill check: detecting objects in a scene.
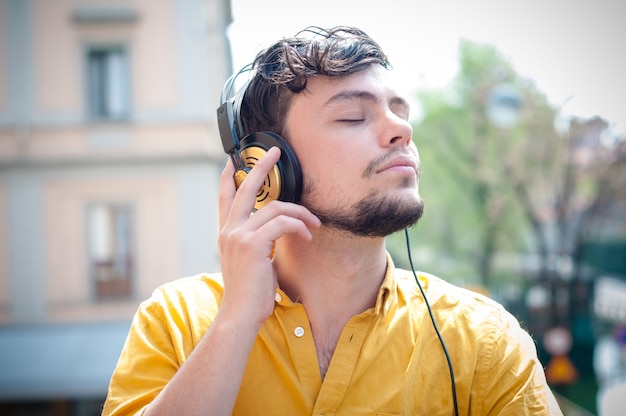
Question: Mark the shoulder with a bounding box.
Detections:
[393,269,550,409]
[150,273,225,300]
[395,268,507,315]
[137,273,225,322]
[394,268,529,344]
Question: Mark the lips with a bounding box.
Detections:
[376,155,418,175]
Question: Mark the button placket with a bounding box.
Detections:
[274,303,322,401]
[312,315,373,415]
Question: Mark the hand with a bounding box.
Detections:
[217,147,320,326]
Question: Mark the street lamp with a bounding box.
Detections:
[487,82,522,129]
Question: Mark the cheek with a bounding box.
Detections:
[289,127,371,197]
[299,150,354,204]
[301,154,338,192]
[302,144,363,185]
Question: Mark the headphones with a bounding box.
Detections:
[216,66,303,210]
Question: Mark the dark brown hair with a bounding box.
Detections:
[238,26,390,138]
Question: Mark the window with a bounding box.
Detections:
[87,203,134,300]
[86,46,130,120]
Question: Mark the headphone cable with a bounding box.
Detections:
[404,228,459,416]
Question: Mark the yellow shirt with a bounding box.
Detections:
[103,256,562,415]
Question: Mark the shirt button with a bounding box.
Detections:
[275,292,282,303]
[294,326,305,337]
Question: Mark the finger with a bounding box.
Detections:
[218,201,320,263]
[255,213,319,244]
[218,159,237,229]
[228,147,282,220]
[243,200,321,235]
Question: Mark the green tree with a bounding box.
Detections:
[390,39,626,414]
[398,39,626,297]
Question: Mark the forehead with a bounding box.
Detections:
[295,65,405,108]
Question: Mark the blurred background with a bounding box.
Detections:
[0,0,624,415]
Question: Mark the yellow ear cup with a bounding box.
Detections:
[239,146,283,210]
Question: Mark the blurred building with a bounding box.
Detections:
[0,0,232,413]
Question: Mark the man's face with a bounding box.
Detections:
[284,65,424,237]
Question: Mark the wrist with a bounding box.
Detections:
[213,302,268,336]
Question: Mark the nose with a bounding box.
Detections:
[381,111,413,147]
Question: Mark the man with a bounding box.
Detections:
[103,26,562,415]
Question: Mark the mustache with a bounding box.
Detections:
[362,149,420,178]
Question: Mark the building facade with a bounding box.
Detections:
[0,0,232,413]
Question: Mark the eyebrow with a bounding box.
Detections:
[325,90,410,112]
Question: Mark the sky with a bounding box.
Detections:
[228,0,625,127]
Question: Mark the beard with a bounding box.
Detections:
[302,187,424,238]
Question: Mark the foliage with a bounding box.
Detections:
[400,39,626,295]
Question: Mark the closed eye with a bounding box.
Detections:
[337,118,364,123]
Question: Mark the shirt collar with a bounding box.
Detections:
[372,252,398,316]
[273,252,399,314]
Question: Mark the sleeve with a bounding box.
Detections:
[101,297,184,416]
[474,309,563,416]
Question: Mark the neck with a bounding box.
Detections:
[273,227,388,317]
